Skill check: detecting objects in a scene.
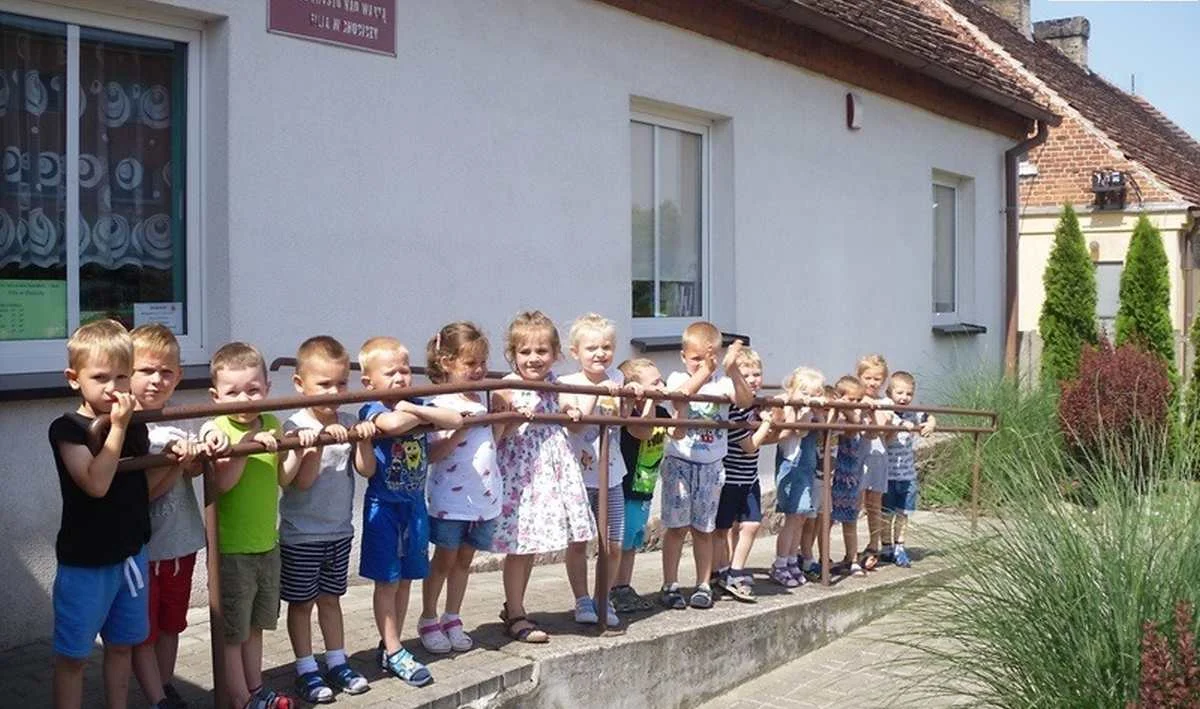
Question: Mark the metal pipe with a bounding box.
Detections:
[819,429,833,587]
[202,460,229,709]
[596,425,610,634]
[1004,120,1051,378]
[970,432,983,532]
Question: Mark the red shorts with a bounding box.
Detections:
[141,553,197,646]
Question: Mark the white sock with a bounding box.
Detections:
[716,565,730,575]
[788,555,799,566]
[774,556,789,568]
[296,655,318,676]
[325,648,347,669]
[441,611,460,623]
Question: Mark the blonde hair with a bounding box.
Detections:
[210,341,267,382]
[618,357,659,383]
[568,312,616,348]
[297,335,349,375]
[835,375,865,397]
[130,323,180,365]
[426,322,488,384]
[856,353,889,379]
[68,319,132,372]
[889,370,916,391]
[504,311,562,366]
[783,367,824,396]
[359,336,409,375]
[682,321,722,351]
[735,348,762,371]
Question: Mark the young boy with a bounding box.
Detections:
[204,342,293,709]
[660,322,754,610]
[50,319,183,709]
[278,336,376,702]
[712,349,775,602]
[130,324,214,709]
[881,371,936,567]
[611,358,669,613]
[357,336,461,686]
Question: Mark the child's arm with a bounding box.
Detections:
[280,425,322,488]
[722,340,754,408]
[399,400,464,431]
[561,379,620,435]
[626,398,656,441]
[736,411,776,453]
[57,392,138,498]
[352,420,377,478]
[920,413,937,436]
[146,438,198,500]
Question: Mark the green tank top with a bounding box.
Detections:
[213,414,280,554]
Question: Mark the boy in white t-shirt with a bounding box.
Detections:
[659,322,754,610]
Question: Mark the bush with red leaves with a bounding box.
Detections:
[1130,601,1200,708]
[1058,338,1171,453]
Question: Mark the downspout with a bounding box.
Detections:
[1003,120,1051,379]
[1184,209,1200,382]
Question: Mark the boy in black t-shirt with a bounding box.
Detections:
[611,359,669,614]
[49,319,191,709]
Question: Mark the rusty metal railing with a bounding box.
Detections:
[86,378,996,708]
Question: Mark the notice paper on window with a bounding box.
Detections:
[134,302,184,334]
[0,279,68,341]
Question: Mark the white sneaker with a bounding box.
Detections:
[574,597,599,624]
[440,614,473,651]
[417,617,451,654]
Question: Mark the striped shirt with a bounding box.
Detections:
[722,406,760,486]
[886,411,929,481]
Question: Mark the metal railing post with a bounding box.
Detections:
[202,460,229,709]
[596,424,611,633]
[820,431,833,587]
[971,432,983,533]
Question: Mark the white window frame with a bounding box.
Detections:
[0,2,204,375]
[631,110,711,338]
[931,178,958,324]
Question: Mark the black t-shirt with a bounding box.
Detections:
[620,405,670,502]
[48,412,151,566]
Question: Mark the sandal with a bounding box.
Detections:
[504,615,549,643]
[858,548,879,572]
[724,576,757,603]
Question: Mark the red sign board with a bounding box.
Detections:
[268,0,396,57]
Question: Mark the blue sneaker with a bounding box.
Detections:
[294,671,332,704]
[894,544,911,568]
[326,663,370,695]
[383,648,433,687]
[880,545,896,564]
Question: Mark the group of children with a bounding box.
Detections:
[48,314,932,709]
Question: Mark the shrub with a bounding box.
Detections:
[1116,215,1175,371]
[1133,601,1200,709]
[1058,338,1171,457]
[1039,204,1098,384]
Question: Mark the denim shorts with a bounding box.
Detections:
[360,495,430,583]
[884,479,919,515]
[623,498,652,551]
[428,516,497,551]
[775,456,816,517]
[53,548,149,658]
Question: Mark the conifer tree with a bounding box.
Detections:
[1116,215,1175,368]
[1038,204,1097,384]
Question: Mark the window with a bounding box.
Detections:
[1096,261,1122,338]
[932,182,957,316]
[631,113,708,327]
[0,8,200,374]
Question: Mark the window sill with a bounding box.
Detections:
[630,331,750,353]
[0,364,212,402]
[931,322,988,336]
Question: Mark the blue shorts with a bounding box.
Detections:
[360,495,430,583]
[775,455,816,517]
[53,548,149,658]
[623,498,652,551]
[714,481,763,530]
[884,479,919,516]
[428,516,497,551]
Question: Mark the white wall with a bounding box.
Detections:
[0,0,1014,648]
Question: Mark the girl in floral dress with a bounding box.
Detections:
[492,311,595,643]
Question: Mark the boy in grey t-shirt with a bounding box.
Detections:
[279,337,378,703]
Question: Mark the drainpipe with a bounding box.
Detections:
[1003,120,1051,379]
[1184,209,1200,380]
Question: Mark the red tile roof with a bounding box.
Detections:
[946,0,1200,205]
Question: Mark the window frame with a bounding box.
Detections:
[630,110,711,338]
[0,2,204,376]
[931,177,960,325]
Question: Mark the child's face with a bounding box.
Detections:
[738,364,763,393]
[361,349,412,391]
[131,349,180,411]
[443,345,488,384]
[67,356,131,416]
[210,365,270,425]
[571,329,614,378]
[512,331,556,381]
[680,341,717,376]
[859,367,886,398]
[632,365,664,390]
[294,356,350,417]
[889,378,915,406]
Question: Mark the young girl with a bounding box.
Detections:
[771,367,825,586]
[490,311,595,643]
[832,375,869,577]
[419,322,502,654]
[559,313,633,628]
[857,354,891,571]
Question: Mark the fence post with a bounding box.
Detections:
[970,432,982,533]
[596,425,610,633]
[203,461,229,709]
[820,431,833,587]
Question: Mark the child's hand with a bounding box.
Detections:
[167,438,196,465]
[562,403,582,422]
[902,420,916,432]
[722,339,744,374]
[203,428,231,458]
[624,382,645,400]
[352,421,377,441]
[294,428,320,448]
[761,409,777,427]
[602,381,621,397]
[252,430,279,452]
[919,418,936,437]
[324,423,350,444]
[394,399,419,413]
[109,391,136,428]
[515,404,537,420]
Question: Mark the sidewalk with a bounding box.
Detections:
[1,513,957,708]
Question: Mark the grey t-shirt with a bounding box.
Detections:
[279,409,357,545]
[146,423,206,562]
